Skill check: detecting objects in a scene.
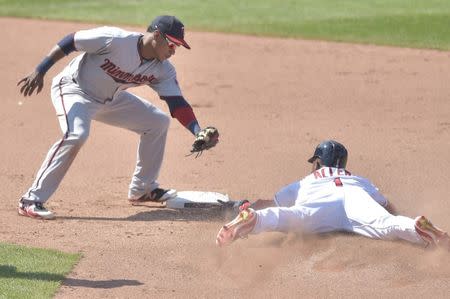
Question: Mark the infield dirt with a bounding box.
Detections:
[1,17,450,298]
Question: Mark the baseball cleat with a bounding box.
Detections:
[128,188,177,204]
[18,199,55,220]
[415,216,450,250]
[216,202,257,247]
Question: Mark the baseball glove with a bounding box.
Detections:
[190,126,219,157]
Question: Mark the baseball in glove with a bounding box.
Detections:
[190,126,219,157]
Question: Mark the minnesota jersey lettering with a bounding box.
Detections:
[100,59,157,84]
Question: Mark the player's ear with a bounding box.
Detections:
[153,30,162,39]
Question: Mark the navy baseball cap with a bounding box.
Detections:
[148,15,191,49]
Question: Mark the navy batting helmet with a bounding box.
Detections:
[307,140,348,168]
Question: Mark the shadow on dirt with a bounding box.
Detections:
[63,277,143,288]
[56,207,235,222]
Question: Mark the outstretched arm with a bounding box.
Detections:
[249,199,276,210]
[219,198,276,215]
[161,95,219,155]
[225,198,275,212]
[17,33,76,97]
[160,95,200,135]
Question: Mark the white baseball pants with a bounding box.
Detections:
[252,188,425,245]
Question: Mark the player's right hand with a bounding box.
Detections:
[17,71,44,97]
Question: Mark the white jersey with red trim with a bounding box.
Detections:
[274,167,388,208]
[253,166,424,245]
[60,26,182,103]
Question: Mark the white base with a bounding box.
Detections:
[165,191,229,209]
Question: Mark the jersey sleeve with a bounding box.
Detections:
[273,181,300,207]
[74,27,114,55]
[361,178,388,207]
[149,61,182,97]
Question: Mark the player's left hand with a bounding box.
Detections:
[17,71,44,97]
[217,199,250,214]
[189,126,219,157]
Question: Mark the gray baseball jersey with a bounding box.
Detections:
[24,26,183,203]
[63,26,182,103]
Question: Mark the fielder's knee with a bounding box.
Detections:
[144,113,170,135]
[66,130,89,148]
[158,113,170,131]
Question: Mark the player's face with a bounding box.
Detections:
[162,34,179,51]
[155,32,179,61]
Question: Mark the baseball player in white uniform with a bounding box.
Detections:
[217,140,450,251]
[17,16,214,219]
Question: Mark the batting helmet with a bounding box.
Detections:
[307,140,348,168]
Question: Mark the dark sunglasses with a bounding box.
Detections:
[161,33,179,49]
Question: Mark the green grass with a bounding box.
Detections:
[0,0,449,50]
[0,243,81,299]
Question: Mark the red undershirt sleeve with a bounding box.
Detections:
[160,96,200,135]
